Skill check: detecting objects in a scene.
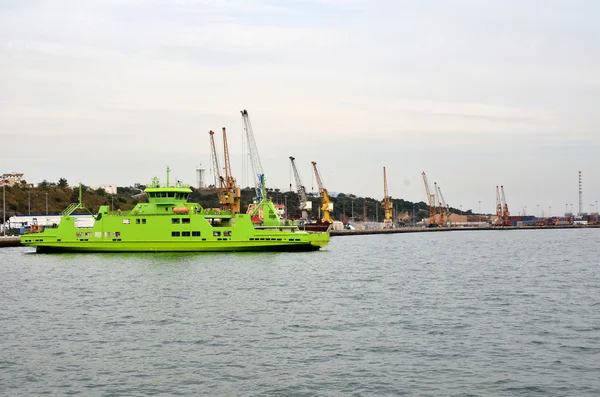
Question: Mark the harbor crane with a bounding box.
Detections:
[221,127,241,213]
[208,129,240,213]
[437,184,449,226]
[209,129,225,189]
[494,185,511,226]
[421,171,438,226]
[241,109,265,202]
[495,186,503,225]
[383,166,392,229]
[311,161,333,224]
[240,109,281,226]
[289,156,312,220]
[501,185,510,226]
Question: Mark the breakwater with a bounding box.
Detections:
[330,224,600,236]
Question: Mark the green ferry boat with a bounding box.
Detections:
[21,176,329,253]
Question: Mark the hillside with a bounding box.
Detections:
[1,181,471,225]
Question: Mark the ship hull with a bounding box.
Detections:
[33,241,324,253]
[300,221,331,233]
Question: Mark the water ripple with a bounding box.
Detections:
[1,229,600,396]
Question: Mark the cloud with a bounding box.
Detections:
[1,0,599,215]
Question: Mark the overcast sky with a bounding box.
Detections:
[1,0,599,216]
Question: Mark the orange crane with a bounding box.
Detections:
[494,186,503,226]
[209,129,240,213]
[221,127,241,213]
[209,130,225,190]
[437,184,449,226]
[383,167,392,229]
[422,171,437,226]
[500,185,510,226]
[311,161,333,224]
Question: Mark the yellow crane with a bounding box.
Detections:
[422,171,437,226]
[500,185,510,226]
[221,127,241,213]
[383,167,392,229]
[494,186,503,226]
[437,184,449,226]
[311,161,333,224]
[209,129,240,213]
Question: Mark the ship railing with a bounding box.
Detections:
[61,203,81,216]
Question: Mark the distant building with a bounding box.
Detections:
[1,172,25,186]
[90,184,117,195]
[196,164,206,189]
[274,204,286,217]
[7,215,94,232]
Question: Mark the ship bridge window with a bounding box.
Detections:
[192,231,201,237]
[123,219,130,224]
[171,231,180,237]
[182,218,190,224]
[142,219,146,224]
[213,231,221,237]
[224,231,232,237]
[172,218,181,224]
[182,231,190,237]
[168,192,175,198]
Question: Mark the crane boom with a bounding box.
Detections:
[437,184,448,226]
[222,127,233,188]
[422,171,437,226]
[221,127,240,213]
[495,186,503,225]
[241,109,265,201]
[501,185,510,224]
[209,129,240,213]
[383,167,392,228]
[289,156,312,219]
[209,130,224,189]
[311,161,333,224]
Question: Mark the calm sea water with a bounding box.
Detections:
[1,229,599,396]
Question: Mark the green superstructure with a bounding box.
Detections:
[21,176,329,253]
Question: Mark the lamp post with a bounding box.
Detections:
[460,205,462,215]
[375,202,378,222]
[413,204,415,226]
[351,198,355,222]
[536,204,539,218]
[565,204,568,215]
[478,201,481,223]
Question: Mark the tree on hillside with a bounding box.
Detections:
[57,178,68,188]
